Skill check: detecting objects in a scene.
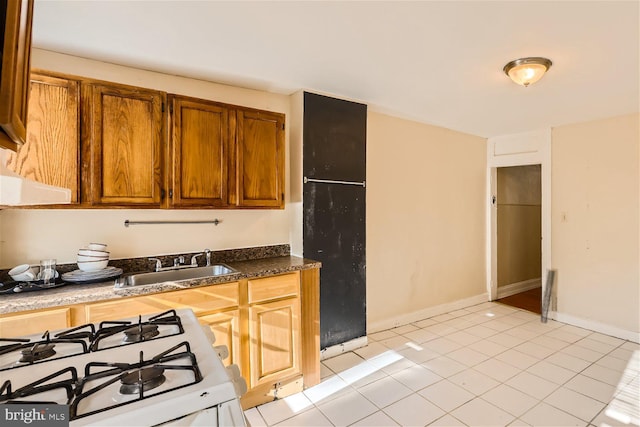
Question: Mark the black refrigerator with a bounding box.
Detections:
[302,92,367,349]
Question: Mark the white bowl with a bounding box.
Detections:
[77,254,109,262]
[88,243,107,251]
[9,264,38,281]
[77,259,108,272]
[78,249,110,257]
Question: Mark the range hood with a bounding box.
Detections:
[0,148,71,206]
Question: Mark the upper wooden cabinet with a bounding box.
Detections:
[82,82,165,206]
[9,70,285,209]
[168,95,229,208]
[233,109,285,208]
[0,0,34,149]
[6,72,81,203]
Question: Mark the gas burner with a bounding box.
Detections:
[91,310,184,351]
[0,331,91,371]
[19,342,56,363]
[123,324,159,343]
[119,366,166,394]
[71,341,202,420]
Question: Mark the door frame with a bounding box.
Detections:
[486,129,552,307]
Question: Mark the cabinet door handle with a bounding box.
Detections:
[161,189,166,200]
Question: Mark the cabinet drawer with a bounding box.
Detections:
[0,307,71,337]
[147,282,240,315]
[247,272,299,304]
[85,298,167,323]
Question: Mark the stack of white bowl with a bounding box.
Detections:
[77,243,109,272]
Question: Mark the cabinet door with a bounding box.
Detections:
[199,309,240,367]
[248,297,300,388]
[0,307,70,338]
[247,272,299,304]
[83,83,165,206]
[0,0,33,149]
[6,72,81,203]
[169,96,229,207]
[234,109,285,208]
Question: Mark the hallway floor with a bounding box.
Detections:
[497,287,542,314]
[245,302,639,427]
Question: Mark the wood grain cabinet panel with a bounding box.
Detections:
[0,0,34,149]
[0,307,70,338]
[6,72,80,202]
[247,272,299,304]
[199,309,241,367]
[234,109,285,208]
[84,298,168,323]
[169,95,229,208]
[146,282,239,315]
[83,82,165,206]
[248,297,301,388]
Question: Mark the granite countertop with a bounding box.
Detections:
[0,255,321,315]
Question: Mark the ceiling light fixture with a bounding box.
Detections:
[503,57,552,87]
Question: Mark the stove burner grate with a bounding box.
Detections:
[0,366,78,404]
[0,330,91,371]
[91,309,184,351]
[119,366,166,394]
[70,340,202,421]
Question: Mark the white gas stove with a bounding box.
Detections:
[0,309,247,426]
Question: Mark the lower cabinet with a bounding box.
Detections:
[248,298,301,388]
[246,272,301,390]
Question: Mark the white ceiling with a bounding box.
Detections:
[32,1,639,138]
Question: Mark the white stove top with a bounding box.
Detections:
[0,309,241,426]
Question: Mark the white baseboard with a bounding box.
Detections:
[551,311,640,343]
[496,278,541,299]
[368,293,489,334]
[320,336,368,361]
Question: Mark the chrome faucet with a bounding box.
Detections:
[149,254,200,272]
[190,253,202,266]
[148,258,163,272]
[204,248,211,266]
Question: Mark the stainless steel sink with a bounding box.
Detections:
[114,264,238,288]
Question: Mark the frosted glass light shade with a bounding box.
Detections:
[503,57,552,87]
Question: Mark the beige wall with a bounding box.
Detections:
[552,113,639,333]
[0,50,292,267]
[497,165,541,286]
[366,112,486,326]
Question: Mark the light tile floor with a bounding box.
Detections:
[244,302,640,426]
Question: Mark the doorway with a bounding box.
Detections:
[494,165,542,314]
